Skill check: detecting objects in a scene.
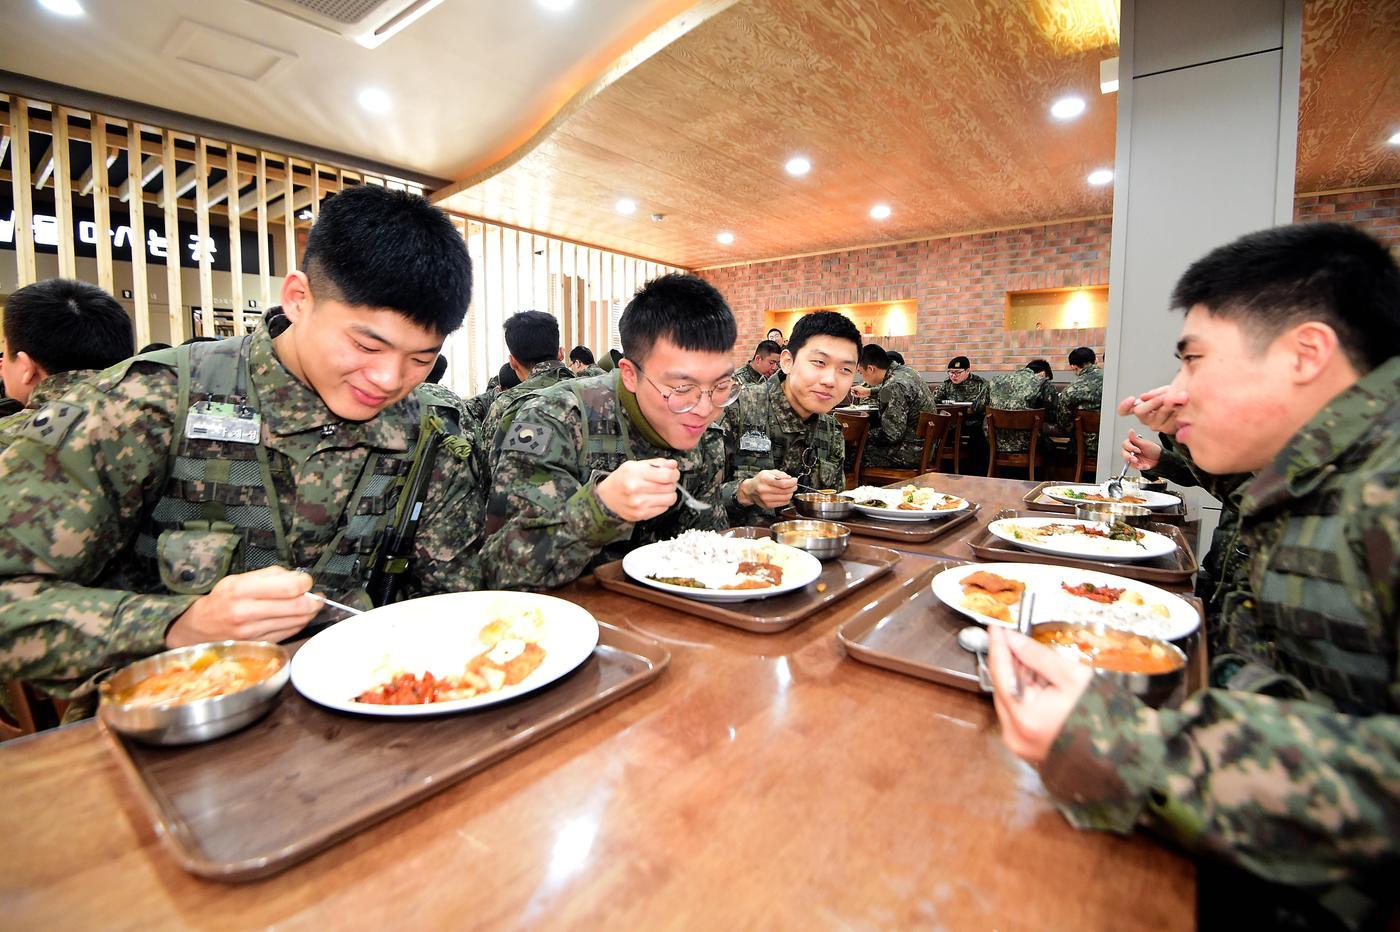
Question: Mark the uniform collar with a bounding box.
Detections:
[1239,357,1400,516]
[616,370,673,450]
[528,360,570,379]
[253,328,412,451]
[27,369,96,409]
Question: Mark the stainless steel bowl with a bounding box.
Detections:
[722,526,772,541]
[793,492,854,520]
[100,640,290,745]
[770,519,850,560]
[1075,502,1155,528]
[1030,621,1186,708]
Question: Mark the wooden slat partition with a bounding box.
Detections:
[194,138,214,336]
[256,150,272,310]
[125,119,150,348]
[227,144,245,335]
[282,153,298,276]
[90,116,114,293]
[51,107,75,277]
[9,96,37,286]
[160,130,184,342]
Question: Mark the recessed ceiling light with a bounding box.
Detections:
[1087,168,1114,186]
[357,88,392,114]
[1051,96,1087,120]
[784,156,811,177]
[615,198,637,215]
[717,231,736,245]
[297,209,313,220]
[537,0,575,10]
[1389,130,1400,146]
[870,204,892,220]
[38,0,83,15]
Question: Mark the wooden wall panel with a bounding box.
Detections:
[125,120,150,348]
[9,97,37,286]
[227,144,246,335]
[194,138,214,336]
[256,150,272,310]
[51,107,76,277]
[160,130,184,342]
[90,118,114,293]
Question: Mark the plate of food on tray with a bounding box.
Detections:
[930,562,1199,641]
[987,516,1177,563]
[844,484,970,521]
[290,592,600,716]
[1042,483,1181,509]
[621,529,822,603]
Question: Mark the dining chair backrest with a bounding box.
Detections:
[835,412,870,490]
[1073,408,1102,483]
[986,407,1046,480]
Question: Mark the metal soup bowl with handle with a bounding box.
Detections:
[1029,621,1186,708]
[770,519,850,560]
[100,640,291,745]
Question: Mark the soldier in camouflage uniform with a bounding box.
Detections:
[856,345,936,469]
[0,186,487,715]
[988,223,1400,928]
[931,356,989,417]
[733,339,782,387]
[1051,347,1104,455]
[481,273,736,590]
[986,358,1054,455]
[484,311,574,469]
[722,312,862,524]
[0,278,134,445]
[568,345,606,379]
[464,365,513,425]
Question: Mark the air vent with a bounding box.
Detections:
[244,0,445,48]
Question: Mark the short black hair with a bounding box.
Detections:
[498,362,521,390]
[303,185,472,337]
[752,339,782,358]
[788,311,862,360]
[503,310,559,366]
[183,335,218,344]
[2,278,133,374]
[426,354,448,384]
[1026,358,1053,378]
[766,327,783,339]
[860,344,890,369]
[569,345,595,366]
[618,273,736,364]
[138,342,171,354]
[1068,347,1096,367]
[609,348,623,365]
[1171,222,1400,372]
[886,351,905,366]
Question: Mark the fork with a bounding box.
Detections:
[676,483,712,512]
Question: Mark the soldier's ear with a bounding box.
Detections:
[779,349,793,374]
[12,351,45,390]
[280,271,313,322]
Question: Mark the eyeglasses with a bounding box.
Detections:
[634,364,740,414]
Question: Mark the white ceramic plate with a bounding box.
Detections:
[622,538,822,603]
[846,486,970,522]
[1043,483,1181,509]
[988,517,1177,563]
[290,591,600,716]
[930,562,1199,640]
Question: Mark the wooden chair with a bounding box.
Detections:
[835,412,870,490]
[1,681,60,743]
[986,407,1046,480]
[860,410,952,484]
[934,405,965,474]
[1072,408,1101,483]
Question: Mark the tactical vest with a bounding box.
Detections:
[130,335,462,599]
[731,381,843,489]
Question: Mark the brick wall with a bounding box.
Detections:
[702,186,1400,377]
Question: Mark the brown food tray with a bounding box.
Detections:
[101,622,669,882]
[778,502,981,543]
[1022,481,1187,524]
[966,512,1199,584]
[839,564,1208,702]
[593,542,902,633]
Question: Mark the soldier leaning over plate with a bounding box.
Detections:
[481,273,734,590]
[0,186,487,717]
[988,223,1400,930]
[721,311,862,526]
[853,344,937,470]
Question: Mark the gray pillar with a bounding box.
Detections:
[1097,0,1303,495]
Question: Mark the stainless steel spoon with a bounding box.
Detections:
[956,625,994,692]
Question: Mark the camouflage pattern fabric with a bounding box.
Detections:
[863,363,936,469]
[480,371,728,590]
[720,374,845,525]
[464,387,496,425]
[0,369,97,449]
[483,361,573,470]
[576,365,607,379]
[733,362,768,386]
[987,367,1052,453]
[0,328,488,708]
[932,372,990,421]
[1039,356,1400,922]
[1051,363,1104,455]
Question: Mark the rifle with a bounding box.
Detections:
[364,420,446,606]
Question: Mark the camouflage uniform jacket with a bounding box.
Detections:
[987,367,1052,453]
[864,363,936,469]
[733,362,768,387]
[720,374,845,525]
[932,373,990,421]
[1052,363,1104,455]
[576,365,607,379]
[0,369,97,448]
[464,387,496,425]
[1038,357,1400,911]
[480,371,728,590]
[0,328,488,705]
[483,361,574,469]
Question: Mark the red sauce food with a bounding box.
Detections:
[1061,581,1125,604]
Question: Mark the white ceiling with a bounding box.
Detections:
[0,0,685,181]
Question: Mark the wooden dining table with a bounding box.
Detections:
[0,474,1196,929]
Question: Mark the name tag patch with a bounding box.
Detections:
[739,430,772,453]
[186,401,262,444]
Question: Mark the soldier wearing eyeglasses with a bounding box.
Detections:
[480,274,737,590]
[722,311,863,524]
